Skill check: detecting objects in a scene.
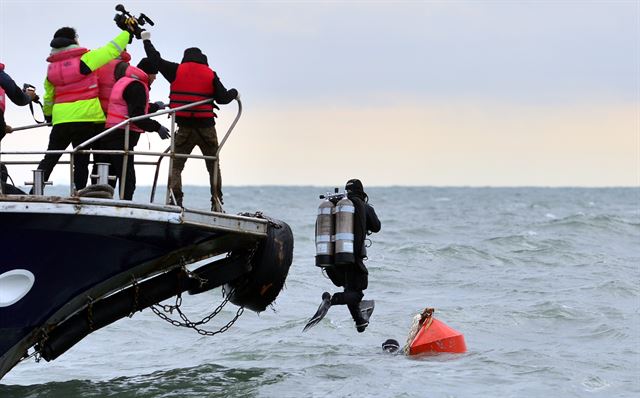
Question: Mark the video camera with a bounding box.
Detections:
[114,4,155,39]
[319,188,346,204]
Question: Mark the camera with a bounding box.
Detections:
[114,4,155,39]
[115,4,155,26]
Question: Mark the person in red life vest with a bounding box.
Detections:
[0,63,37,194]
[34,24,133,193]
[90,50,132,182]
[97,50,132,115]
[142,32,238,211]
[101,58,169,200]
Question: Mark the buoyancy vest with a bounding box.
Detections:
[105,66,149,133]
[0,63,5,113]
[46,47,99,104]
[169,62,216,118]
[97,51,131,113]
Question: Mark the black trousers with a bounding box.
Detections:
[1,163,26,194]
[330,264,368,325]
[98,129,140,200]
[35,122,103,190]
[331,287,366,325]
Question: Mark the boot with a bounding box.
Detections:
[211,196,224,213]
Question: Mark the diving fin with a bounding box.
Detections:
[303,292,332,332]
[359,300,375,323]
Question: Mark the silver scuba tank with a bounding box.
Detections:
[334,195,355,264]
[315,199,335,267]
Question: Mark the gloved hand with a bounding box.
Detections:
[133,26,145,40]
[4,125,13,135]
[22,85,37,101]
[156,125,170,140]
[141,31,151,41]
[153,101,167,110]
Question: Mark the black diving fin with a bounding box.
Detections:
[303,292,332,332]
[359,300,375,323]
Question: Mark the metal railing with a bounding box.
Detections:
[0,98,242,205]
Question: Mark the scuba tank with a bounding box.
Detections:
[334,195,355,264]
[315,199,335,267]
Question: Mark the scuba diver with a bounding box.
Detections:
[382,339,401,354]
[304,179,381,333]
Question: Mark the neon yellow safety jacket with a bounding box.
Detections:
[43,31,130,125]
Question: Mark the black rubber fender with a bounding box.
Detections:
[225,218,294,312]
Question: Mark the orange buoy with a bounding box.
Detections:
[408,309,466,355]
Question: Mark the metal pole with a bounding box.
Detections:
[212,98,242,211]
[69,152,75,196]
[165,113,176,205]
[9,122,51,132]
[0,139,3,195]
[120,124,130,200]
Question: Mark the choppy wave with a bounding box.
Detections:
[2,187,639,397]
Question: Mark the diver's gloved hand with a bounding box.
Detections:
[153,101,167,110]
[156,125,170,140]
[141,31,151,41]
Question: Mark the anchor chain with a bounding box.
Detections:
[86,296,95,332]
[149,218,269,337]
[150,286,244,336]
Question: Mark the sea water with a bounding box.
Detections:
[1,187,638,397]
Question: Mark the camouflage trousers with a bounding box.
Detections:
[169,125,223,210]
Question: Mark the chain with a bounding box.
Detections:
[148,213,279,336]
[128,276,140,318]
[86,296,95,332]
[150,287,244,336]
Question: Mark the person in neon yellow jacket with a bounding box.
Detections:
[34,26,132,192]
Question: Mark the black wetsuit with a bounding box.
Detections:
[327,193,381,325]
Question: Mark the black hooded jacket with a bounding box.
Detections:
[0,68,32,140]
[348,189,381,264]
[143,40,237,128]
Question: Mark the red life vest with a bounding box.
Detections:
[97,51,131,113]
[169,62,216,118]
[0,63,5,113]
[46,47,99,104]
[105,66,149,133]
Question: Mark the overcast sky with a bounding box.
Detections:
[1,0,638,187]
